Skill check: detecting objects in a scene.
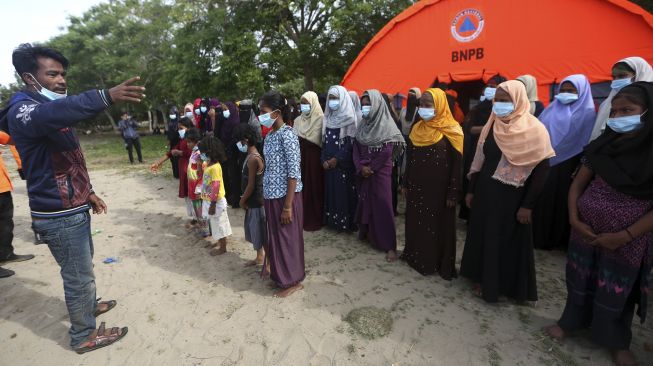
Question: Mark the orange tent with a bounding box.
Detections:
[341,0,653,108]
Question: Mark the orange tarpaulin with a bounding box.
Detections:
[341,0,653,102]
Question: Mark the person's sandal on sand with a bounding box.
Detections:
[74,322,128,354]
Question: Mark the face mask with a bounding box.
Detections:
[300,104,311,114]
[607,112,646,133]
[236,141,248,153]
[361,105,372,118]
[200,106,207,113]
[223,110,231,119]
[192,145,199,151]
[480,95,486,102]
[555,92,579,105]
[169,114,177,120]
[27,73,66,101]
[611,78,632,90]
[258,111,275,128]
[418,107,435,121]
[200,153,208,161]
[492,102,515,117]
[194,108,201,115]
[483,87,497,101]
[185,111,194,119]
[178,129,186,139]
[328,100,340,111]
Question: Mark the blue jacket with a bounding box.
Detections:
[0,89,112,218]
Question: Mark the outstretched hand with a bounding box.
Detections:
[109,76,146,103]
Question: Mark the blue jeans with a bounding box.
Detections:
[33,211,96,348]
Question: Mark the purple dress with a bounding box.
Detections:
[558,160,653,350]
[353,142,396,252]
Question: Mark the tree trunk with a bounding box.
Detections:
[104,110,118,131]
[152,109,159,131]
[147,110,153,132]
[303,62,314,91]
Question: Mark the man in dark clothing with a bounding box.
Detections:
[118,111,143,164]
[0,43,144,354]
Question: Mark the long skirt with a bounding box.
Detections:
[264,196,306,288]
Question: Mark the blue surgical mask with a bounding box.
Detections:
[328,100,340,111]
[200,106,207,113]
[169,114,177,120]
[185,111,194,119]
[611,78,632,90]
[28,73,66,101]
[192,145,199,151]
[223,110,231,119]
[492,102,515,117]
[300,103,311,114]
[200,153,208,161]
[418,107,435,121]
[361,105,372,118]
[483,87,497,101]
[607,112,646,133]
[555,92,579,105]
[236,141,248,153]
[194,108,201,115]
[258,112,275,128]
[480,95,486,102]
[178,129,186,139]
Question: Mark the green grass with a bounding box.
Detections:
[79,133,172,175]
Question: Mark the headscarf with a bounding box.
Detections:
[239,99,262,141]
[323,85,358,141]
[220,101,240,145]
[349,91,363,125]
[516,75,539,114]
[539,74,596,166]
[184,103,194,119]
[408,88,463,154]
[356,89,406,159]
[585,82,653,199]
[193,98,203,128]
[590,57,653,141]
[293,91,324,147]
[401,87,421,135]
[468,80,555,187]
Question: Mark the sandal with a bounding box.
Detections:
[94,298,117,317]
[74,322,128,354]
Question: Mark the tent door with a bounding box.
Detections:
[449,80,486,115]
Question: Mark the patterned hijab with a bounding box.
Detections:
[516,75,539,114]
[293,91,324,147]
[408,88,463,154]
[469,80,555,187]
[323,85,358,141]
[356,89,406,159]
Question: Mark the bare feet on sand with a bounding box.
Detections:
[209,246,226,256]
[273,284,303,298]
[613,350,637,366]
[543,324,565,342]
[386,250,398,262]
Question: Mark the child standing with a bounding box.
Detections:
[198,136,232,256]
[185,129,207,236]
[233,124,267,267]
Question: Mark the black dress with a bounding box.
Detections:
[460,130,549,303]
[532,155,581,250]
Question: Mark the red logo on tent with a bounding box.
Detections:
[451,9,484,43]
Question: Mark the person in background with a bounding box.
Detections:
[399,87,421,139]
[435,83,465,124]
[545,82,653,366]
[354,89,405,262]
[118,111,143,164]
[239,99,262,147]
[167,106,180,179]
[185,128,207,237]
[0,131,34,278]
[590,57,653,141]
[533,75,596,250]
[459,74,507,221]
[183,102,195,121]
[401,88,463,279]
[234,123,267,268]
[287,97,300,126]
[220,101,242,208]
[516,74,545,117]
[460,80,554,303]
[322,85,359,232]
[392,93,405,115]
[349,90,363,125]
[259,91,305,298]
[192,97,204,131]
[294,91,325,231]
[382,93,401,215]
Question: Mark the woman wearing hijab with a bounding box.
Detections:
[349,91,363,125]
[590,57,653,142]
[459,75,507,221]
[544,82,653,366]
[167,106,181,179]
[532,75,596,250]
[220,101,242,208]
[516,75,545,117]
[192,98,204,131]
[322,85,359,232]
[399,88,421,138]
[401,88,463,279]
[460,80,555,303]
[382,93,402,215]
[239,99,263,145]
[354,90,406,262]
[294,91,325,231]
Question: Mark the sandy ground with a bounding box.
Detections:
[0,153,651,366]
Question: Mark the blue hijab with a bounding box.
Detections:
[539,74,596,166]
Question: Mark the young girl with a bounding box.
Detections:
[233,123,267,267]
[197,136,232,256]
[185,129,208,237]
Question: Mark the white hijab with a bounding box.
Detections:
[589,56,653,141]
[323,85,358,141]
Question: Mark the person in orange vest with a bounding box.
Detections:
[0,131,35,278]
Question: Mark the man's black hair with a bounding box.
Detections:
[12,43,69,79]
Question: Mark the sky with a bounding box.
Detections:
[0,0,102,86]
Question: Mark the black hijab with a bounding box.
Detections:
[584,82,653,199]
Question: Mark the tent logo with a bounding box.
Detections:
[451,9,484,43]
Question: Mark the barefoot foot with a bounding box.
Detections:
[613,350,637,366]
[386,250,398,262]
[543,324,566,343]
[210,246,226,256]
[273,284,304,298]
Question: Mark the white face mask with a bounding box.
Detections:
[27,73,66,100]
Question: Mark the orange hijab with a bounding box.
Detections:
[408,88,463,154]
[468,80,555,187]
